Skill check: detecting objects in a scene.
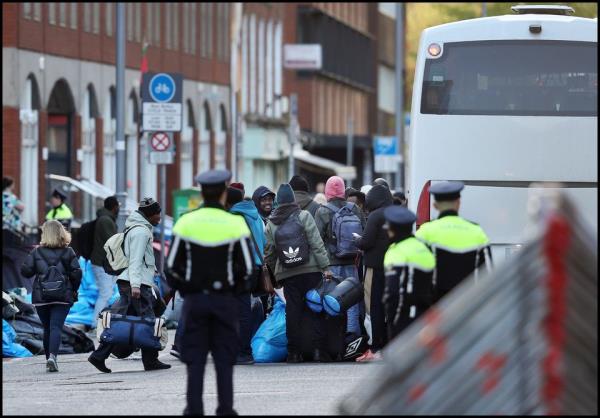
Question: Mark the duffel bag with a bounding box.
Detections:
[323,275,363,316]
[305,275,341,313]
[99,311,165,351]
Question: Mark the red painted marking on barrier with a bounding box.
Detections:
[541,214,571,415]
[419,308,447,365]
[476,352,508,394]
[408,383,427,403]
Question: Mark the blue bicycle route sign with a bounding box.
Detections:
[141,72,183,132]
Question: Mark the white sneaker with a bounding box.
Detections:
[46,354,58,372]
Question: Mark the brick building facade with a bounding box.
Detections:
[3,2,232,225]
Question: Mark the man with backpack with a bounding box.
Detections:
[264,183,332,363]
[86,196,120,328]
[88,197,171,373]
[315,176,366,339]
[289,175,320,219]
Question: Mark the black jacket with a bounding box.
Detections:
[21,246,82,305]
[356,185,393,269]
[90,207,118,266]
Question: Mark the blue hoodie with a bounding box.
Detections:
[230,200,265,266]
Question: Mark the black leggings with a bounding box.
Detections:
[36,304,70,358]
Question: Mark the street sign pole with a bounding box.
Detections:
[159,164,166,275]
[115,3,127,231]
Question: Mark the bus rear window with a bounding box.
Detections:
[421,41,597,116]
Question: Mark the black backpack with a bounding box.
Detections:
[77,219,97,260]
[37,248,70,303]
[274,213,310,268]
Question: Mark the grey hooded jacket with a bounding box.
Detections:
[118,210,156,289]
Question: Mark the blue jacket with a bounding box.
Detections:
[230,200,265,266]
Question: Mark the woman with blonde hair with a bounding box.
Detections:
[21,220,81,372]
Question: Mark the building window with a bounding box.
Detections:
[145,4,152,45]
[183,3,189,53]
[223,4,230,60]
[165,4,171,49]
[172,4,178,50]
[135,3,141,42]
[216,4,230,60]
[190,3,196,55]
[48,3,56,25]
[83,3,91,32]
[127,3,133,41]
[200,4,212,58]
[59,3,67,27]
[33,3,42,21]
[23,3,32,20]
[93,3,100,34]
[70,3,77,29]
[106,3,112,36]
[154,4,160,46]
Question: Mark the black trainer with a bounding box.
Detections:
[88,355,112,373]
[236,353,255,365]
[144,360,172,371]
[286,352,303,363]
[312,349,332,363]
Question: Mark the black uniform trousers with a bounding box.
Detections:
[181,292,239,416]
[370,268,388,352]
[90,281,159,367]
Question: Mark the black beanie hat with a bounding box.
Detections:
[138,197,161,217]
[289,175,309,192]
[226,187,244,207]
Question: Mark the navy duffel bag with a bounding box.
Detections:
[99,311,164,351]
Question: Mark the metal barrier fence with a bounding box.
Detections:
[339,189,597,415]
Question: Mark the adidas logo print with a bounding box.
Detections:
[283,247,302,264]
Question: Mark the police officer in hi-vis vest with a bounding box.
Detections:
[46,189,74,230]
[415,181,492,304]
[166,169,254,416]
[382,206,436,340]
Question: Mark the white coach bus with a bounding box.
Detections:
[408,5,598,262]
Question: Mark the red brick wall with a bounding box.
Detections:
[2,3,18,47]
[9,3,231,86]
[2,107,21,194]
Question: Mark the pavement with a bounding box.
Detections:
[2,330,382,415]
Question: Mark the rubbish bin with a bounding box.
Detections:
[172,188,203,223]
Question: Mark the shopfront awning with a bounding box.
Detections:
[293,148,356,180]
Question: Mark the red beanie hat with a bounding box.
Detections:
[325,176,346,201]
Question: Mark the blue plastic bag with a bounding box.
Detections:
[251,296,287,363]
[65,257,119,327]
[3,319,33,358]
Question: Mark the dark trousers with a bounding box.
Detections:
[181,292,239,416]
[36,304,70,358]
[90,281,158,367]
[235,293,252,357]
[282,273,324,355]
[370,268,388,352]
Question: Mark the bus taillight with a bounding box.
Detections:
[416,181,431,229]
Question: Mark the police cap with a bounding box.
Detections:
[195,169,232,187]
[51,188,67,201]
[383,205,416,226]
[429,181,464,202]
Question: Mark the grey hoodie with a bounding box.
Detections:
[118,210,156,289]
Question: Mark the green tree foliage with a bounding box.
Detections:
[403,2,597,111]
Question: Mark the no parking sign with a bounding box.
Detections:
[148,131,174,165]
